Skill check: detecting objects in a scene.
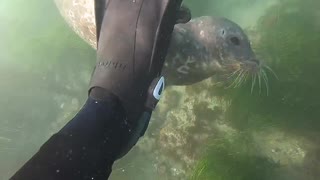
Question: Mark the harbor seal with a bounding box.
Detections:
[164,16,276,94]
[54,0,273,91]
[164,16,260,86]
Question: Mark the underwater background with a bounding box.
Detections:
[1,0,320,179]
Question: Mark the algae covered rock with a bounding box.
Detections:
[122,80,230,180]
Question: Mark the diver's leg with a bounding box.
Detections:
[11,89,126,180]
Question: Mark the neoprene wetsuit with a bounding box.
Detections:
[11,90,127,180]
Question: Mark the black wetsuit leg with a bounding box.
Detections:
[10,95,127,180]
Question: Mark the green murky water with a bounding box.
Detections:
[1,0,320,179]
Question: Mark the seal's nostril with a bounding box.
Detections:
[252,59,260,65]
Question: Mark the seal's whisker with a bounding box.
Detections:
[234,71,243,88]
[227,72,240,88]
[261,69,269,83]
[243,70,249,84]
[239,69,248,87]
[251,74,257,94]
[227,68,241,79]
[258,73,262,94]
[233,69,245,88]
[226,69,242,89]
[222,60,243,66]
[264,65,279,80]
[235,70,248,88]
[225,76,236,89]
[234,73,243,88]
[261,70,269,96]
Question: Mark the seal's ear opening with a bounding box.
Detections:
[176,5,191,24]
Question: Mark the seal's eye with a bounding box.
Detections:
[230,37,240,46]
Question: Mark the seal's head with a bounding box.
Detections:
[206,17,277,93]
[191,16,259,75]
[213,18,259,72]
[172,16,276,92]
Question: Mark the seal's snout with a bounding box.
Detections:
[251,59,260,65]
[247,58,261,68]
[240,58,261,74]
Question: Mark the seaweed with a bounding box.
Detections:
[190,132,278,180]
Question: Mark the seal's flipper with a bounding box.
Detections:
[94,0,108,42]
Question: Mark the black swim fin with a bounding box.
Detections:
[94,0,191,43]
[90,0,186,157]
